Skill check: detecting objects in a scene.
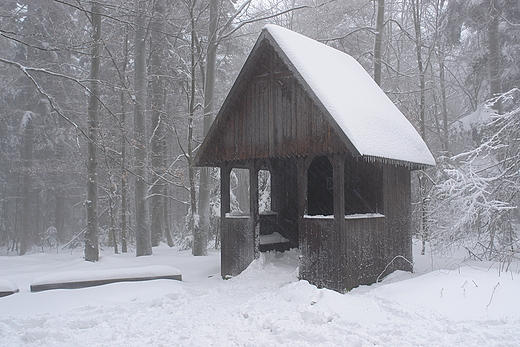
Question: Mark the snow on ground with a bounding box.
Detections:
[0,242,519,347]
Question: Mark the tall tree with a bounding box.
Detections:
[120,25,130,253]
[84,1,102,262]
[194,0,219,256]
[134,0,152,256]
[19,112,34,255]
[487,0,502,97]
[150,0,167,247]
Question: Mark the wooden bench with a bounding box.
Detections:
[0,279,19,298]
[30,265,182,292]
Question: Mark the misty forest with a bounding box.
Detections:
[1,0,520,346]
[1,0,519,267]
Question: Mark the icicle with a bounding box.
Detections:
[359,154,431,170]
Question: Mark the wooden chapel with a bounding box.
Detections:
[195,25,435,292]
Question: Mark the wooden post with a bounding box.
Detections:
[249,160,261,258]
[296,156,315,281]
[332,154,347,290]
[220,163,231,278]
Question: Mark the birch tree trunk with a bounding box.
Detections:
[84,0,102,262]
[134,0,152,256]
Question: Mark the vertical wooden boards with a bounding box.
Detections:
[196,43,347,166]
[382,164,412,273]
[225,217,253,276]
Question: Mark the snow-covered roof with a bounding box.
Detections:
[263,24,435,166]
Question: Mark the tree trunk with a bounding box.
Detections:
[163,185,174,247]
[84,1,102,262]
[411,0,429,255]
[134,0,152,257]
[120,26,129,253]
[108,180,118,254]
[19,114,34,256]
[373,0,384,86]
[487,0,501,97]
[194,0,219,256]
[54,192,65,243]
[187,6,198,251]
[412,0,426,141]
[150,0,166,247]
[439,57,449,153]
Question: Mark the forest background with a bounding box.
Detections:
[0,0,518,265]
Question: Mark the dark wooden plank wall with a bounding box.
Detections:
[382,164,413,273]
[197,45,346,166]
[299,160,413,292]
[299,218,336,289]
[300,215,387,291]
[222,217,254,277]
[343,217,386,287]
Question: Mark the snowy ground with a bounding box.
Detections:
[1,242,519,347]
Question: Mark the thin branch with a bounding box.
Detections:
[0,56,87,138]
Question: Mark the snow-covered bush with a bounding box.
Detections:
[428,89,520,263]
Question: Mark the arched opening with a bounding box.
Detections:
[230,168,249,215]
[258,169,272,213]
[307,156,334,216]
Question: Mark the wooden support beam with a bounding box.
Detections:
[220,163,232,278]
[332,153,349,291]
[249,160,261,258]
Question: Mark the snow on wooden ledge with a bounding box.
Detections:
[304,213,385,220]
[345,213,385,219]
[260,232,289,245]
[226,212,250,218]
[30,265,182,292]
[304,215,334,219]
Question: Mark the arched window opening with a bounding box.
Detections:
[307,156,334,216]
[230,168,249,215]
[258,169,272,213]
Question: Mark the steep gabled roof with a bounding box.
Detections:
[196,25,435,168]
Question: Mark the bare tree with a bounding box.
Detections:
[134,0,152,256]
[84,0,102,262]
[193,0,219,256]
[150,0,167,247]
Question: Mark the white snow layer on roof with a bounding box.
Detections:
[264,25,435,166]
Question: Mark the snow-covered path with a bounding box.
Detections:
[1,244,519,346]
